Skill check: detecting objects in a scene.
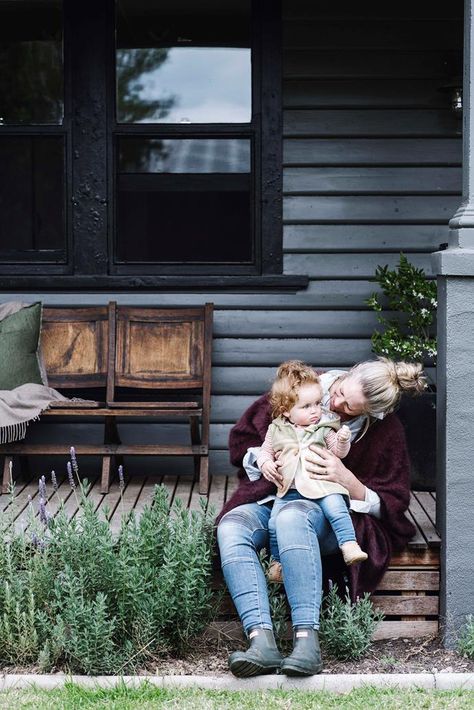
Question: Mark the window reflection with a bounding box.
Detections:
[119,138,250,173]
[0,1,63,125]
[116,0,251,124]
[116,138,252,263]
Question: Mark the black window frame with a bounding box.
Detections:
[0,0,308,291]
[0,0,69,276]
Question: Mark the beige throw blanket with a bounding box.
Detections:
[0,383,69,443]
[0,302,69,443]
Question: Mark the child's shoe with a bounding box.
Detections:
[340,541,368,566]
[267,561,283,584]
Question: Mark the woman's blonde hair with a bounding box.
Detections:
[347,356,427,419]
[270,360,320,419]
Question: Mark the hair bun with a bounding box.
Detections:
[394,361,427,395]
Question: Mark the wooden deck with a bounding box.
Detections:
[0,472,440,640]
[0,471,240,533]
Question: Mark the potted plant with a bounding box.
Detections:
[366,253,437,490]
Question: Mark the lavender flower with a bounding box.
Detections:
[31,532,45,550]
[38,475,47,500]
[39,497,49,526]
[70,446,79,477]
[67,461,76,490]
[118,465,125,491]
[51,470,58,492]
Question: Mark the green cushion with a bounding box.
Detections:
[0,303,44,390]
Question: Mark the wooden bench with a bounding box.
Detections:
[0,302,213,496]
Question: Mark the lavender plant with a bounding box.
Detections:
[319,585,384,660]
[458,615,474,659]
[0,458,217,674]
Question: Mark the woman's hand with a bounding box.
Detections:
[261,459,283,487]
[305,445,366,500]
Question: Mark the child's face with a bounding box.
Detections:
[284,382,323,426]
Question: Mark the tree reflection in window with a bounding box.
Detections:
[116,48,175,123]
[115,0,251,125]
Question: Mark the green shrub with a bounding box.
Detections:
[366,252,437,363]
[0,456,216,674]
[458,615,474,659]
[319,585,384,660]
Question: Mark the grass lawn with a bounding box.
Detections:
[0,684,473,709]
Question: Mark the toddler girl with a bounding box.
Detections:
[257,360,368,582]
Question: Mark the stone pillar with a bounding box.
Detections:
[432,0,474,646]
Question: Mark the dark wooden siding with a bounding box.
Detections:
[0,0,463,477]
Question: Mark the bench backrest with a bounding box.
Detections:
[40,306,110,389]
[111,304,213,392]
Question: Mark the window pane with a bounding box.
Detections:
[0,137,65,259]
[119,138,250,173]
[116,138,252,263]
[0,1,63,125]
[116,0,251,124]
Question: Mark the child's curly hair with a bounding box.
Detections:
[270,360,321,419]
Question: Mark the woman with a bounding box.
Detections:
[216,357,425,678]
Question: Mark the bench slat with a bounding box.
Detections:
[1,444,207,456]
[43,408,203,417]
[107,401,200,409]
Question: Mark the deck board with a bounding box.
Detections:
[208,475,227,517]
[132,475,160,518]
[408,492,440,547]
[413,491,438,531]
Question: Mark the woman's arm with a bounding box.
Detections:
[305,445,367,500]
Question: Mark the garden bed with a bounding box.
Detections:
[0,635,473,678]
[128,636,474,676]
[151,635,474,677]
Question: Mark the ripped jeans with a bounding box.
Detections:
[217,499,340,634]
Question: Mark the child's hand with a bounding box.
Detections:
[337,425,351,442]
[261,460,281,486]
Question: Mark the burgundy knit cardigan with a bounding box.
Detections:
[216,394,416,600]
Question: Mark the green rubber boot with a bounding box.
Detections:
[280,626,323,676]
[228,627,283,677]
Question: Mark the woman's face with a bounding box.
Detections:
[329,376,367,420]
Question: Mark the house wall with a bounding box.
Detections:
[0,0,463,478]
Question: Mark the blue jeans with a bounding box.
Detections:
[217,499,340,633]
[268,491,356,562]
